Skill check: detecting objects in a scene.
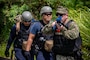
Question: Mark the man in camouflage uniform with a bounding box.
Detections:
[54,6,79,39]
[52,6,83,60]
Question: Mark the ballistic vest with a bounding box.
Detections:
[14,23,30,48]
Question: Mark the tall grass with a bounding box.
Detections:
[0,43,6,57]
[69,8,90,60]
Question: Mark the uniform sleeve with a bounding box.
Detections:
[62,21,79,40]
[6,25,16,49]
[30,23,39,35]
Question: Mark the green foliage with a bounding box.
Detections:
[0,4,29,43]
[0,44,6,57]
[3,4,29,23]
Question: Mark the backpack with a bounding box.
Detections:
[53,20,82,54]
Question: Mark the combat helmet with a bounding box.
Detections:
[56,6,68,15]
[40,6,52,15]
[21,11,33,22]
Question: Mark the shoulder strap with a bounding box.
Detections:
[39,20,44,30]
[65,20,73,29]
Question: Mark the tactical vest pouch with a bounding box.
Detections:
[22,41,27,50]
[44,40,53,52]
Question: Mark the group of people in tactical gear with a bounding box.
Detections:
[5,5,83,60]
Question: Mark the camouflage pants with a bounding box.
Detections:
[56,55,75,60]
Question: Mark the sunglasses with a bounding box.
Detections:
[24,20,31,22]
[56,13,63,16]
[43,13,52,16]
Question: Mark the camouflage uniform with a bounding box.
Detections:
[41,21,54,35]
[14,15,22,22]
[55,21,79,40]
[14,15,22,35]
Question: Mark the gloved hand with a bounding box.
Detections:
[56,16,62,23]
[5,49,9,57]
[24,51,31,60]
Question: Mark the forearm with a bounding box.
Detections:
[26,38,33,51]
[62,22,79,40]
[6,31,16,49]
[63,29,79,40]
[6,37,13,49]
[25,33,35,51]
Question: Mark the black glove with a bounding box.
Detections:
[5,49,9,57]
[24,51,31,60]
